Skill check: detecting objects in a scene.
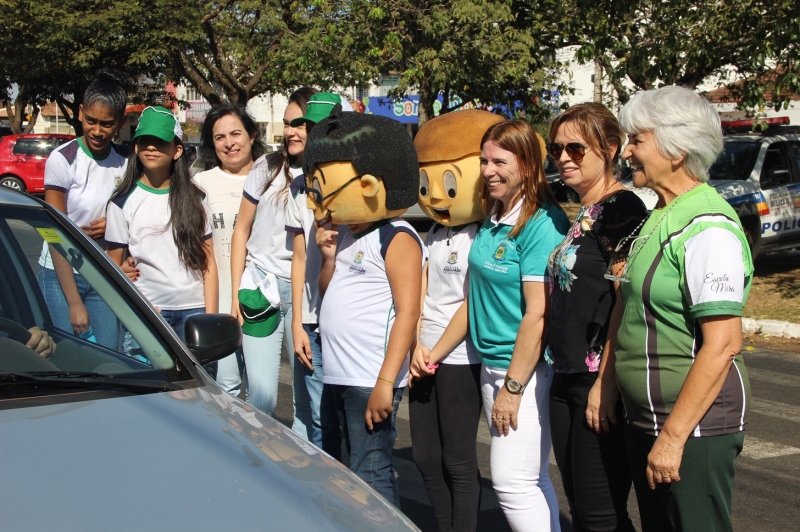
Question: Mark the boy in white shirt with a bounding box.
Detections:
[303,107,424,505]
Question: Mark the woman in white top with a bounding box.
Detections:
[39,69,129,350]
[195,104,266,397]
[230,87,317,416]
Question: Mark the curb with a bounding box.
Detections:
[742,318,800,339]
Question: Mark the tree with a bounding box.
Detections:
[564,0,800,114]
[147,0,359,106]
[0,0,168,136]
[326,0,569,126]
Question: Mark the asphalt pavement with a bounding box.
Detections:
[272,346,800,532]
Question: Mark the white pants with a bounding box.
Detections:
[482,363,560,532]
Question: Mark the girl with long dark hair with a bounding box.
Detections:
[106,106,217,356]
[229,87,317,416]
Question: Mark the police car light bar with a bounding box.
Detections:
[721,116,790,131]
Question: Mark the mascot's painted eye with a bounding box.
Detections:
[443,170,457,198]
[419,170,429,197]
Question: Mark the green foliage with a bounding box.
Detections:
[564,0,800,114]
[0,0,166,134]
[324,0,569,125]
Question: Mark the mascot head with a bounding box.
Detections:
[303,105,419,225]
[414,109,505,226]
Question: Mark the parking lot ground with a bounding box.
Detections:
[271,345,800,532]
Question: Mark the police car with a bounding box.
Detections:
[709,117,800,256]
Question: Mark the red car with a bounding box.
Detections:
[0,134,75,193]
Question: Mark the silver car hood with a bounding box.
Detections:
[0,386,418,531]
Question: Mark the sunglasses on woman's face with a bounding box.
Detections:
[546,142,588,162]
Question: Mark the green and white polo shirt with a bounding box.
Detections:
[468,199,570,369]
[616,184,754,437]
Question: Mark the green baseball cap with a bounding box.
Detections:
[237,288,280,337]
[289,93,343,127]
[133,106,183,142]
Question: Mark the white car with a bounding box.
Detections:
[708,118,800,256]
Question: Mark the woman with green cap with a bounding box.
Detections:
[229,89,346,419]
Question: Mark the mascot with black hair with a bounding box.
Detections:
[304,105,424,506]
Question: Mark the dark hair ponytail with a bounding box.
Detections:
[109,142,209,276]
[83,69,129,121]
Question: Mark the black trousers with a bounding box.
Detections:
[549,371,636,532]
[409,363,483,532]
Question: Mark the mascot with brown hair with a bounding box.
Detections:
[408,109,506,532]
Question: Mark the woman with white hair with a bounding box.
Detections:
[611,85,753,532]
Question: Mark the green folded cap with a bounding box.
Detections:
[289,93,342,127]
[237,288,280,337]
[133,106,183,142]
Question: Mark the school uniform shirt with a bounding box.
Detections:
[241,156,302,281]
[420,222,480,365]
[468,199,570,369]
[39,138,129,269]
[319,219,426,387]
[105,181,212,310]
[195,167,246,314]
[616,184,754,437]
[284,175,323,324]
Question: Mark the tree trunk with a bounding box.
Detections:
[4,87,39,134]
[417,76,436,127]
[23,106,39,133]
[56,97,82,137]
[593,58,603,103]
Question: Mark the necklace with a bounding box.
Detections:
[445,223,471,246]
[605,181,700,283]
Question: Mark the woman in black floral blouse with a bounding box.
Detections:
[545,103,648,532]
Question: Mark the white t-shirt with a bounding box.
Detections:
[105,181,213,310]
[39,138,129,269]
[241,154,302,281]
[285,175,322,324]
[420,223,481,365]
[319,219,426,387]
[195,167,246,314]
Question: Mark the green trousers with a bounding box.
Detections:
[624,424,745,532]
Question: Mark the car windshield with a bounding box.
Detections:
[0,205,193,405]
[708,142,761,181]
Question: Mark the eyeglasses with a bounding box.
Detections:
[305,174,362,205]
[546,142,588,162]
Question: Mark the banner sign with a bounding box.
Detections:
[364,95,478,124]
[186,101,212,123]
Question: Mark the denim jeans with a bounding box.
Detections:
[291,324,341,458]
[160,307,217,379]
[327,384,404,506]
[242,277,293,416]
[38,266,119,350]
[215,347,245,397]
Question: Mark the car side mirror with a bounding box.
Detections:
[183,314,242,366]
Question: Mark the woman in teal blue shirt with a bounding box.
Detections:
[425,120,569,531]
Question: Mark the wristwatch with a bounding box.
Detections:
[504,375,526,395]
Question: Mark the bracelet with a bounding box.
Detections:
[376,376,394,386]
